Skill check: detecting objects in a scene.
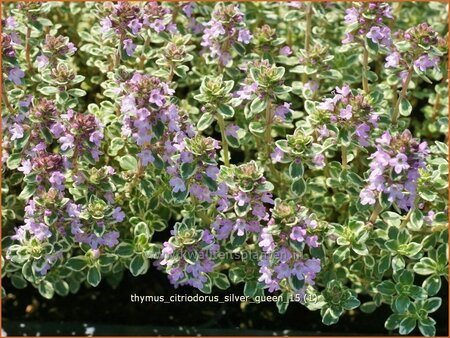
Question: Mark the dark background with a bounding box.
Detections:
[2,268,448,336]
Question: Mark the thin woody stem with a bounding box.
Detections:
[216,113,230,166]
[369,200,383,224]
[25,26,32,71]
[302,3,312,84]
[362,43,370,93]
[392,64,414,125]
[2,87,14,114]
[341,145,348,170]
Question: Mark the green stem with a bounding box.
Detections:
[400,208,413,228]
[167,63,174,83]
[2,87,14,114]
[139,36,150,70]
[369,200,383,224]
[114,36,123,68]
[216,114,230,166]
[362,43,369,93]
[264,99,282,185]
[392,64,414,125]
[302,3,312,84]
[341,145,347,170]
[265,98,273,147]
[25,26,32,72]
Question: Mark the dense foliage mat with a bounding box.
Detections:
[2,2,448,336]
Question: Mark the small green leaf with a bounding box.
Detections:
[54,280,70,296]
[399,316,416,335]
[422,275,441,296]
[18,184,37,200]
[321,307,340,325]
[180,162,196,180]
[304,100,315,115]
[249,121,265,136]
[119,155,137,171]
[11,274,27,289]
[228,267,246,284]
[139,180,154,198]
[217,104,235,118]
[289,160,304,178]
[39,86,59,96]
[67,88,87,97]
[332,246,350,263]
[108,137,125,156]
[199,274,212,294]
[250,97,267,115]
[360,301,377,314]
[243,281,257,298]
[174,65,189,78]
[377,280,396,295]
[343,296,360,310]
[38,280,55,299]
[276,292,290,314]
[398,270,414,285]
[213,272,230,290]
[377,254,391,274]
[414,258,437,275]
[87,266,101,287]
[392,255,405,272]
[66,256,88,271]
[409,209,424,230]
[423,297,442,313]
[418,318,436,337]
[197,113,214,131]
[115,243,134,258]
[405,242,422,257]
[399,97,412,117]
[394,294,410,313]
[366,37,379,53]
[6,153,21,170]
[291,178,306,197]
[385,313,402,330]
[129,255,149,276]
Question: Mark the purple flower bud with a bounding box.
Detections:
[8,67,25,85]
[138,149,155,166]
[59,134,75,151]
[290,226,306,242]
[271,147,284,163]
[112,207,125,223]
[18,159,33,175]
[150,19,165,33]
[225,124,239,138]
[274,103,291,121]
[339,104,353,120]
[238,29,252,44]
[414,54,440,72]
[128,19,143,35]
[169,177,186,193]
[344,7,359,24]
[36,55,49,69]
[360,188,376,205]
[123,39,136,57]
[389,153,410,174]
[100,17,112,33]
[206,165,220,180]
[149,89,165,107]
[9,123,24,140]
[280,46,292,56]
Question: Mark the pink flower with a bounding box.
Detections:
[280,46,292,56]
